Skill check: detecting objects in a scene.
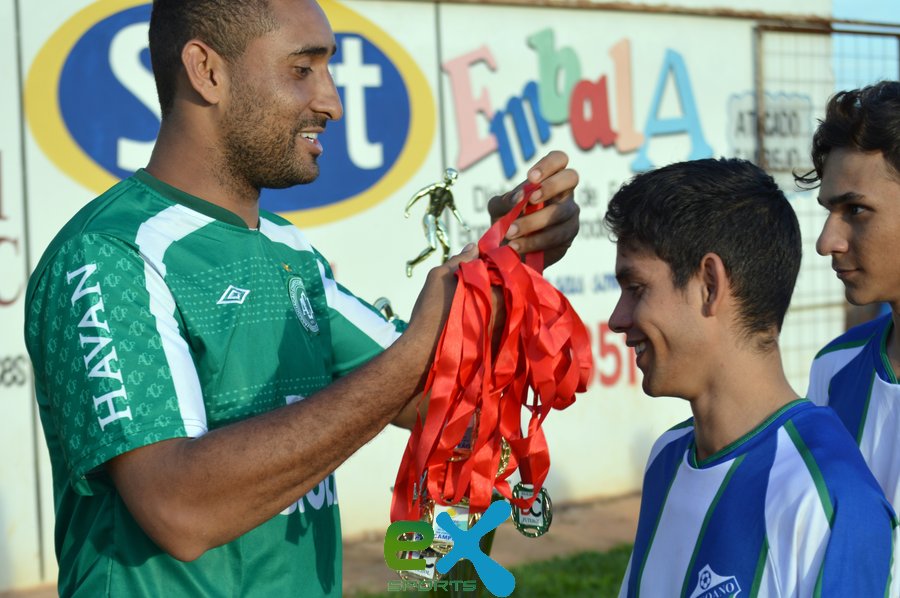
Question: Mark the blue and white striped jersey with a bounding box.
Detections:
[807,313,900,510]
[619,400,894,597]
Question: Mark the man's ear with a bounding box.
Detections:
[181,39,229,106]
[699,252,729,317]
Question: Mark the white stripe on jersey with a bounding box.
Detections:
[260,218,401,350]
[136,204,214,276]
[314,260,400,349]
[639,453,732,595]
[259,217,315,252]
[645,425,693,473]
[806,345,865,406]
[860,374,900,507]
[762,427,830,596]
[136,206,210,437]
[617,555,633,598]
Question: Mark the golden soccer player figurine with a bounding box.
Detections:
[404,168,470,277]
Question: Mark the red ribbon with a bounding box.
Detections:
[390,183,594,521]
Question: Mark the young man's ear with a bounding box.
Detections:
[699,252,729,317]
[180,39,229,106]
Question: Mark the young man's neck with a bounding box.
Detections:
[689,347,798,462]
[146,118,261,228]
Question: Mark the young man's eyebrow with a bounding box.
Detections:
[818,191,864,208]
[615,267,634,285]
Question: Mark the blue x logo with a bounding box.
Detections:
[435,500,515,596]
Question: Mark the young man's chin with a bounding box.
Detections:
[641,379,663,398]
[844,288,877,307]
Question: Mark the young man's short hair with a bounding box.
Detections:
[149,0,278,118]
[604,158,801,347]
[797,81,900,187]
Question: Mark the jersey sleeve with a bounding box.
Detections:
[617,554,634,598]
[779,413,896,596]
[25,233,204,495]
[312,249,406,378]
[815,462,895,595]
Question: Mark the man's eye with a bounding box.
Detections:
[295,66,312,78]
[848,204,866,216]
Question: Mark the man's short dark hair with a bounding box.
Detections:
[604,158,801,348]
[796,81,900,187]
[149,0,278,119]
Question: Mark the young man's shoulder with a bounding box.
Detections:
[814,314,890,361]
[644,418,694,471]
[780,404,888,501]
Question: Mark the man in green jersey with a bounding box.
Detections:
[24,0,580,596]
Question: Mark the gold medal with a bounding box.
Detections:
[511,482,552,537]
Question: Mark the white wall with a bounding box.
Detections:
[0,0,48,589]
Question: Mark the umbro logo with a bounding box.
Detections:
[217,285,251,305]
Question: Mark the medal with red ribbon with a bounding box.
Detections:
[390,183,594,529]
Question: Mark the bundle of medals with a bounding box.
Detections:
[390,181,592,579]
[397,420,554,583]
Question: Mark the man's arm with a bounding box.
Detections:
[106,245,477,561]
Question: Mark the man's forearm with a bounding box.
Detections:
[106,327,434,561]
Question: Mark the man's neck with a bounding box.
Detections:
[689,348,798,463]
[146,120,261,228]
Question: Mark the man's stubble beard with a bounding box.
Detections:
[219,81,321,193]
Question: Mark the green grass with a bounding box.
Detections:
[350,544,632,598]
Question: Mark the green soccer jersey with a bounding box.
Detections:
[24,170,405,597]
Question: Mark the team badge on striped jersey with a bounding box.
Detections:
[288,276,319,334]
[689,565,741,598]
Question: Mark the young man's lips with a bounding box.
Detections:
[629,340,648,362]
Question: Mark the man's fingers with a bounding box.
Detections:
[506,193,579,241]
[527,168,579,205]
[526,150,570,185]
[442,242,478,272]
[487,151,573,219]
[506,205,580,255]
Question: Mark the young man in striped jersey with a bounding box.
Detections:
[23,1,580,596]
[802,82,900,514]
[606,158,894,597]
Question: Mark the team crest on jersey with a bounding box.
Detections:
[288,276,319,335]
[689,565,741,598]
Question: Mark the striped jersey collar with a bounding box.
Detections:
[689,398,810,469]
[133,169,253,229]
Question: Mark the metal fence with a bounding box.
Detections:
[755,21,900,391]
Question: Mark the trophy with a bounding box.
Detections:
[404,168,470,277]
